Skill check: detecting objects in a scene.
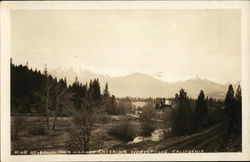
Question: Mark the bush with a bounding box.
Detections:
[106,98,132,115]
[140,102,155,136]
[108,119,137,141]
[140,102,155,121]
[116,101,132,115]
[28,124,48,136]
[141,122,154,136]
[68,109,95,152]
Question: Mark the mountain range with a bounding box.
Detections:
[49,65,240,99]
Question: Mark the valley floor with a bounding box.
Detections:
[11,113,241,155]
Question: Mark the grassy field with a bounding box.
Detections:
[11,111,165,155]
[11,112,240,154]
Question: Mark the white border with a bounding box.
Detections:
[1,1,250,161]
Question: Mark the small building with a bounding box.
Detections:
[155,98,172,109]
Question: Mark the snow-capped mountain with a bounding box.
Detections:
[49,65,111,87]
[49,66,234,99]
[173,76,228,99]
[151,72,192,83]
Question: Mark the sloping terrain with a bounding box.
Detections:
[50,66,230,99]
[111,123,228,153]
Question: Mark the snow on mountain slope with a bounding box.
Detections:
[49,66,231,99]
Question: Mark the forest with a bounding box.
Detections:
[11,61,242,154]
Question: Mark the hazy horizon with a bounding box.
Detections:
[11,9,241,83]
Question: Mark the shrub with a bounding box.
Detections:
[106,97,132,115]
[140,102,155,121]
[141,122,154,136]
[66,107,95,153]
[140,102,155,136]
[108,119,137,141]
[116,101,132,115]
[67,126,91,152]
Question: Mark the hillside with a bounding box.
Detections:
[49,66,233,99]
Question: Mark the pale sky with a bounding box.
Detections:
[11,10,241,83]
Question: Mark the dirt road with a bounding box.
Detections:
[160,123,227,152]
[111,123,227,153]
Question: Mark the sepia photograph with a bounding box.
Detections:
[1,1,250,161]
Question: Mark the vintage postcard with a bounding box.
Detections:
[1,1,250,161]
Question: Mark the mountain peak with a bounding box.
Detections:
[129,72,147,77]
[49,66,227,98]
[192,74,202,80]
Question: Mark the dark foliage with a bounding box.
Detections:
[170,89,227,137]
[105,96,132,115]
[105,95,117,114]
[172,89,193,136]
[224,84,242,135]
[193,90,208,132]
[11,63,45,114]
[108,119,137,142]
[11,61,102,116]
[67,76,102,152]
[140,102,155,136]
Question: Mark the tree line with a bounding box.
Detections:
[171,85,242,137]
[11,61,117,143]
[11,61,114,116]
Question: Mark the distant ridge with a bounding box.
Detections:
[49,66,239,99]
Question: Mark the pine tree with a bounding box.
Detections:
[93,79,101,101]
[87,80,93,101]
[71,77,87,111]
[235,85,242,134]
[69,79,99,152]
[103,82,110,98]
[172,89,192,136]
[224,84,236,134]
[225,85,235,113]
[194,90,208,131]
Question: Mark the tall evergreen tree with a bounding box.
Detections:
[172,89,192,136]
[103,82,110,98]
[71,77,87,111]
[194,90,208,131]
[87,79,101,102]
[224,84,236,134]
[235,85,242,134]
[93,79,101,101]
[225,85,235,113]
